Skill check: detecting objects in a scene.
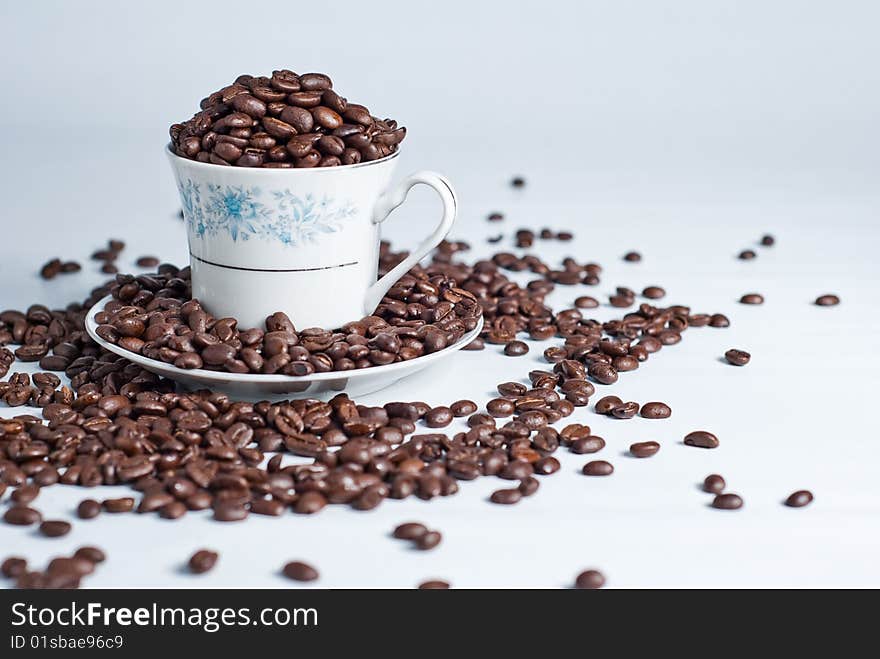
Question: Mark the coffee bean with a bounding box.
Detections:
[815,294,840,306]
[518,476,540,496]
[136,256,159,268]
[684,431,719,449]
[640,402,671,419]
[11,484,39,504]
[712,493,743,510]
[702,474,725,494]
[623,251,641,262]
[582,460,613,476]
[738,249,757,260]
[574,569,605,589]
[418,579,450,589]
[760,234,775,246]
[74,546,106,563]
[490,488,522,505]
[39,520,71,537]
[739,293,764,305]
[784,490,813,508]
[511,176,526,188]
[450,400,477,417]
[3,506,41,526]
[425,406,453,428]
[724,349,751,366]
[504,340,529,356]
[533,456,561,475]
[189,549,219,574]
[571,436,605,454]
[642,286,665,299]
[595,395,623,414]
[393,522,427,540]
[610,401,640,419]
[629,441,660,458]
[415,530,442,550]
[487,398,516,417]
[574,296,599,308]
[1,557,28,578]
[77,499,101,519]
[709,313,730,327]
[103,497,135,513]
[588,362,618,385]
[40,258,62,279]
[282,560,319,582]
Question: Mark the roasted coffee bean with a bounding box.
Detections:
[504,340,529,356]
[189,549,219,574]
[415,530,442,550]
[533,456,560,475]
[784,490,813,508]
[393,522,427,540]
[760,234,775,246]
[739,293,764,305]
[702,474,726,494]
[450,400,477,417]
[77,499,101,519]
[588,362,618,385]
[574,296,599,308]
[629,441,660,458]
[738,249,757,260]
[490,488,522,505]
[815,294,840,306]
[425,406,453,428]
[712,493,743,510]
[282,560,319,581]
[73,546,106,563]
[40,258,62,279]
[582,460,613,476]
[574,569,605,589]
[623,251,641,262]
[595,395,623,415]
[571,436,605,454]
[39,520,72,537]
[610,401,639,419]
[724,349,751,366]
[103,497,135,513]
[11,484,39,504]
[1,557,28,578]
[684,431,719,449]
[487,398,516,417]
[3,506,41,526]
[136,256,159,268]
[213,502,249,522]
[418,579,450,589]
[640,402,671,419]
[511,176,525,188]
[642,286,665,299]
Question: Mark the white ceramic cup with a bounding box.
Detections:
[166,146,457,330]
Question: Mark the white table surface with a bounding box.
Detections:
[1,0,878,588]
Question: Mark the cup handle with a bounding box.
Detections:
[363,170,458,315]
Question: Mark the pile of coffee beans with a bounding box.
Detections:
[170,70,405,168]
[91,247,480,376]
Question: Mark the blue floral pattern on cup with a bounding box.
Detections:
[178,178,356,245]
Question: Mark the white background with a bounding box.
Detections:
[0,0,878,588]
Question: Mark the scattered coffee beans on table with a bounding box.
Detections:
[170,70,405,168]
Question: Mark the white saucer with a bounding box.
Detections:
[85,295,483,401]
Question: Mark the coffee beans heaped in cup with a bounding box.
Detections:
[170,70,406,168]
